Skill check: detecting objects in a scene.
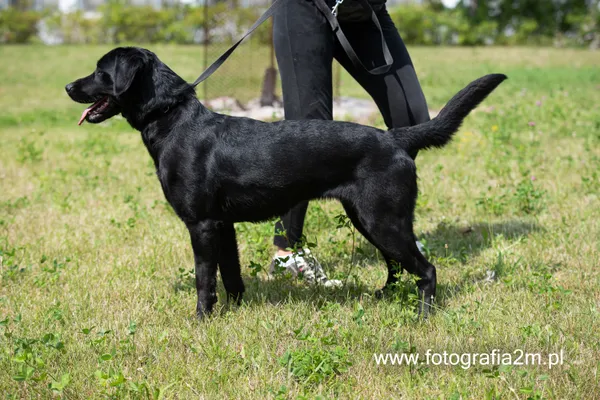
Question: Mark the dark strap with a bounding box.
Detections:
[190,0,288,87]
[314,0,393,75]
[189,0,393,87]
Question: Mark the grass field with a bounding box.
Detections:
[1,44,599,399]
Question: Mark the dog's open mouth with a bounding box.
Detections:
[78,96,111,125]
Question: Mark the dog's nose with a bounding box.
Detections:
[65,83,74,93]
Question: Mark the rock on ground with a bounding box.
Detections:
[204,96,440,124]
[205,96,379,123]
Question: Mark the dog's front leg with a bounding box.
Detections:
[218,222,245,305]
[187,220,222,319]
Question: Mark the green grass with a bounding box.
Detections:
[1,44,599,399]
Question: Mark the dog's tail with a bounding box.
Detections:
[394,74,507,155]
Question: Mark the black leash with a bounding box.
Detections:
[190,0,393,87]
[190,0,286,87]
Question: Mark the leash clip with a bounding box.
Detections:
[331,0,344,16]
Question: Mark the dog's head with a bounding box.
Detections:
[65,47,193,127]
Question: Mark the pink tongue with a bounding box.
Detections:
[77,97,106,126]
[78,106,92,126]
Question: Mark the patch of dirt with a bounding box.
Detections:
[205,96,441,123]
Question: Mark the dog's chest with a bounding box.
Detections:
[155,162,217,223]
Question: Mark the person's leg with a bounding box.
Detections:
[272,0,334,254]
[269,0,342,287]
[334,7,430,159]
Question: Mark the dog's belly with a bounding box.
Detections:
[217,184,327,223]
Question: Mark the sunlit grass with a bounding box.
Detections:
[0,44,599,399]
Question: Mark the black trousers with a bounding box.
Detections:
[272,0,430,250]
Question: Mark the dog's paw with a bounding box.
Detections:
[195,300,216,321]
[227,291,244,306]
[416,295,435,320]
[374,286,393,300]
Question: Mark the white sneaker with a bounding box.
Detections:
[269,248,342,288]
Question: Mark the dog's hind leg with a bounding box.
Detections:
[341,201,404,282]
[218,223,245,305]
[187,220,222,319]
[347,199,437,318]
[375,216,435,317]
[388,222,437,318]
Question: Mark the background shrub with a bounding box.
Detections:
[0,8,41,44]
[0,0,598,48]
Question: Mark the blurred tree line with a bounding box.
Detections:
[1,0,598,48]
[452,0,599,47]
[392,0,599,47]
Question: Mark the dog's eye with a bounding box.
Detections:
[96,71,110,82]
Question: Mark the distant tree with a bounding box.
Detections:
[10,0,34,11]
[457,0,591,38]
[423,0,446,11]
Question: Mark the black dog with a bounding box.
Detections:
[66,47,506,319]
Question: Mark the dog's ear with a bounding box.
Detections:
[113,54,145,97]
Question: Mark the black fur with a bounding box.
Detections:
[66,47,507,319]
